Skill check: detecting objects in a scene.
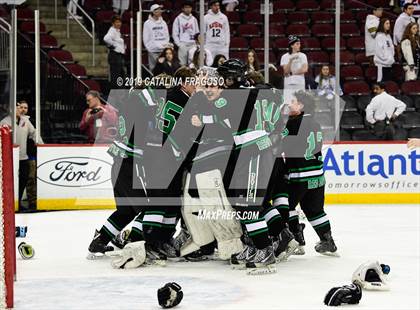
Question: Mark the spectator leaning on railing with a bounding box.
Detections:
[400,22,420,81]
[80,90,118,144]
[365,7,383,64]
[365,82,406,140]
[204,0,230,59]
[374,18,395,82]
[143,4,172,70]
[103,15,126,89]
[172,1,199,66]
[0,102,43,212]
[393,2,415,46]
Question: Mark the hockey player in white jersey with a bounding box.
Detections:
[172,1,200,66]
[204,0,230,59]
[143,4,172,70]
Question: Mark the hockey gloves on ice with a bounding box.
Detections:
[324,283,362,306]
[157,282,183,308]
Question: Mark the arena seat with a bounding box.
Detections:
[301,37,321,51]
[402,81,420,96]
[243,12,263,25]
[17,8,34,21]
[287,12,309,24]
[40,34,59,50]
[65,63,87,79]
[249,38,264,51]
[346,37,365,51]
[274,38,289,52]
[342,95,358,112]
[341,65,364,81]
[83,79,102,92]
[312,24,335,37]
[340,23,361,37]
[48,50,74,64]
[226,11,241,25]
[343,81,370,96]
[384,81,400,96]
[273,0,295,12]
[311,11,334,24]
[269,25,285,37]
[230,37,248,51]
[307,51,329,65]
[286,24,311,37]
[271,12,287,25]
[330,51,355,65]
[296,0,320,11]
[351,130,378,140]
[20,21,46,34]
[340,11,355,23]
[237,24,261,38]
[321,37,345,51]
[340,111,365,129]
[357,95,372,111]
[402,112,420,129]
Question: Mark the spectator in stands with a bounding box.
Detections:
[67,0,82,19]
[280,35,308,105]
[366,82,406,140]
[113,0,129,16]
[204,0,230,59]
[80,90,118,144]
[189,49,209,69]
[245,48,260,73]
[374,18,395,82]
[211,54,226,67]
[143,4,172,70]
[247,70,265,87]
[365,7,383,63]
[103,15,126,89]
[173,1,199,66]
[0,103,42,212]
[222,0,239,12]
[188,33,213,67]
[17,100,37,211]
[153,47,181,76]
[401,22,420,80]
[315,65,343,100]
[394,2,415,45]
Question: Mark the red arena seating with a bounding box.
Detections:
[95,10,114,24]
[346,37,365,51]
[307,51,329,65]
[343,81,371,96]
[48,50,74,64]
[296,0,320,11]
[402,81,420,95]
[287,12,309,24]
[65,63,87,78]
[321,37,345,51]
[230,37,248,51]
[311,12,333,24]
[17,8,34,21]
[384,81,400,95]
[312,24,334,37]
[271,13,287,25]
[249,38,264,51]
[341,65,364,80]
[269,25,285,37]
[275,37,289,52]
[20,21,46,34]
[237,24,260,38]
[301,37,321,51]
[286,24,310,37]
[273,0,295,12]
[83,79,102,92]
[340,23,361,37]
[40,34,59,49]
[243,12,263,25]
[365,66,378,82]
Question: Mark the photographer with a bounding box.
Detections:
[80,90,118,144]
[366,82,406,140]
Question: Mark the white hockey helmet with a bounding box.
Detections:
[352,260,390,291]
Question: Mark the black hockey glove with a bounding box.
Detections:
[324,283,362,306]
[157,282,183,308]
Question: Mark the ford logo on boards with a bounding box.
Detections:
[37,157,112,187]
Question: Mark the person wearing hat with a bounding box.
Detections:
[143,3,172,70]
[173,1,200,66]
[204,0,230,59]
[280,35,308,105]
[365,7,383,62]
[394,2,415,45]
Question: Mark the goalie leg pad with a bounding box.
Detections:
[106,241,146,269]
[180,173,215,257]
[195,169,244,260]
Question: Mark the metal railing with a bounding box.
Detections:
[0,17,11,71]
[66,0,95,66]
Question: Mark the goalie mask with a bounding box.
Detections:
[352,260,390,291]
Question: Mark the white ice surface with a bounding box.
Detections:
[13,205,420,310]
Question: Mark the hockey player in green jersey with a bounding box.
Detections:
[281,90,338,256]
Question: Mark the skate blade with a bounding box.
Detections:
[276,240,300,262]
[319,251,340,257]
[292,246,305,255]
[86,252,107,260]
[145,259,167,266]
[231,263,246,270]
[246,264,277,275]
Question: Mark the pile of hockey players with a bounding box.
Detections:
[87,59,338,275]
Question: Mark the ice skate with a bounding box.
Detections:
[111,229,131,249]
[230,245,256,270]
[315,231,339,257]
[274,227,299,262]
[246,245,277,275]
[87,230,114,260]
[293,223,306,255]
[145,243,167,266]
